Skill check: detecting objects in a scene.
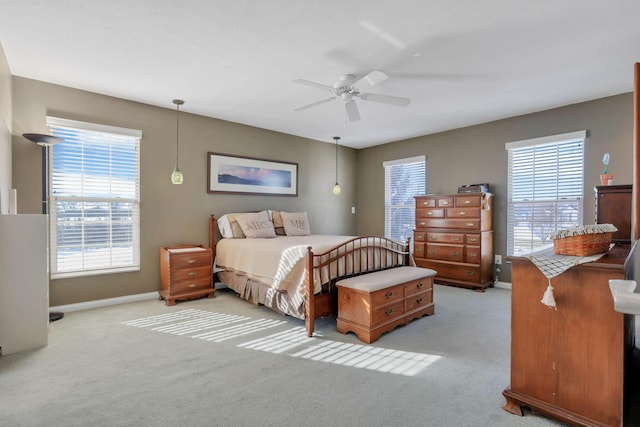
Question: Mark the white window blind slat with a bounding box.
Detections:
[47,117,141,278]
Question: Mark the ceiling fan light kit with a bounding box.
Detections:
[293,70,410,122]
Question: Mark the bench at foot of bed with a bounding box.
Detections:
[336,266,436,344]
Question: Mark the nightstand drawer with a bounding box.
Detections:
[170,252,211,269]
[172,277,212,294]
[171,266,211,282]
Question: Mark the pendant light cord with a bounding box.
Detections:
[334,136,340,184]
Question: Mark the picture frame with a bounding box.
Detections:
[207,152,298,196]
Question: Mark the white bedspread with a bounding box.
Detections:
[216,235,356,297]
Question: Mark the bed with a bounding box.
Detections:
[208,211,412,336]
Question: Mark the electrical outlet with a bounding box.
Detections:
[351,206,356,214]
[495,254,502,265]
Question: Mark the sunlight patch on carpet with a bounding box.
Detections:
[122,309,441,376]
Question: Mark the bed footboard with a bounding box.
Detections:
[305,236,411,337]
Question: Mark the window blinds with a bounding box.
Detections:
[383,156,426,243]
[506,131,585,256]
[46,117,142,278]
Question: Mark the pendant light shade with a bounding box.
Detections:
[332,136,341,195]
[171,99,184,184]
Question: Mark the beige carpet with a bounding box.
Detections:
[1,284,637,427]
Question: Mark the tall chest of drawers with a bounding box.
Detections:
[413,192,494,291]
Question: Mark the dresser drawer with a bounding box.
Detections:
[465,246,481,264]
[455,195,481,207]
[416,208,445,218]
[414,231,426,242]
[371,300,405,325]
[466,234,481,245]
[415,198,436,208]
[427,232,464,243]
[426,243,464,262]
[417,218,480,229]
[446,207,479,219]
[170,252,211,269]
[413,242,425,258]
[371,283,404,306]
[418,260,482,284]
[437,197,454,207]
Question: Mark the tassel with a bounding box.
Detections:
[540,279,557,310]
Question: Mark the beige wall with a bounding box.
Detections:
[0,42,11,214]
[12,77,357,306]
[356,93,634,283]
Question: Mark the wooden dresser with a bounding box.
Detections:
[413,192,494,290]
[159,244,215,306]
[594,184,632,244]
[503,246,634,426]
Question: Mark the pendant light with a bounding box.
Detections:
[171,99,184,184]
[332,136,341,195]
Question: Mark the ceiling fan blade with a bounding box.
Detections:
[292,79,335,92]
[354,70,389,87]
[344,100,361,122]
[359,92,410,106]
[294,97,336,112]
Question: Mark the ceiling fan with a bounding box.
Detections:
[293,70,410,122]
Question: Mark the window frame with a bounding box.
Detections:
[383,155,427,245]
[506,130,586,256]
[46,116,142,279]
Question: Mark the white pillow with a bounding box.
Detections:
[281,211,311,236]
[235,211,276,238]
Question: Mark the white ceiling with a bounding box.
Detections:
[1,1,639,149]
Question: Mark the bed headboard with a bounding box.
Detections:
[209,215,218,262]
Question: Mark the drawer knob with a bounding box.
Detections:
[459,211,466,216]
[466,223,475,227]
[469,238,478,243]
[465,271,475,276]
[386,291,393,299]
[386,309,393,315]
[188,258,197,264]
[422,201,429,205]
[431,235,438,240]
[463,200,471,204]
[430,249,438,254]
[417,297,423,304]
[417,282,424,289]
[441,201,449,205]
[188,283,197,288]
[451,250,459,256]
[452,237,460,241]
[469,252,477,257]
[420,222,426,226]
[188,271,197,276]
[427,211,433,216]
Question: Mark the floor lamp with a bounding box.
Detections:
[23,133,64,322]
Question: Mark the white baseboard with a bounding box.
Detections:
[494,281,512,290]
[50,291,159,313]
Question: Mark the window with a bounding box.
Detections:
[506,130,586,256]
[46,117,142,278]
[384,155,426,243]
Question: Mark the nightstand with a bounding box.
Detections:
[159,244,215,306]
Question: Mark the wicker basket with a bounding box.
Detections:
[550,224,616,257]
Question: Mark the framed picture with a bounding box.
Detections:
[207,152,298,196]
